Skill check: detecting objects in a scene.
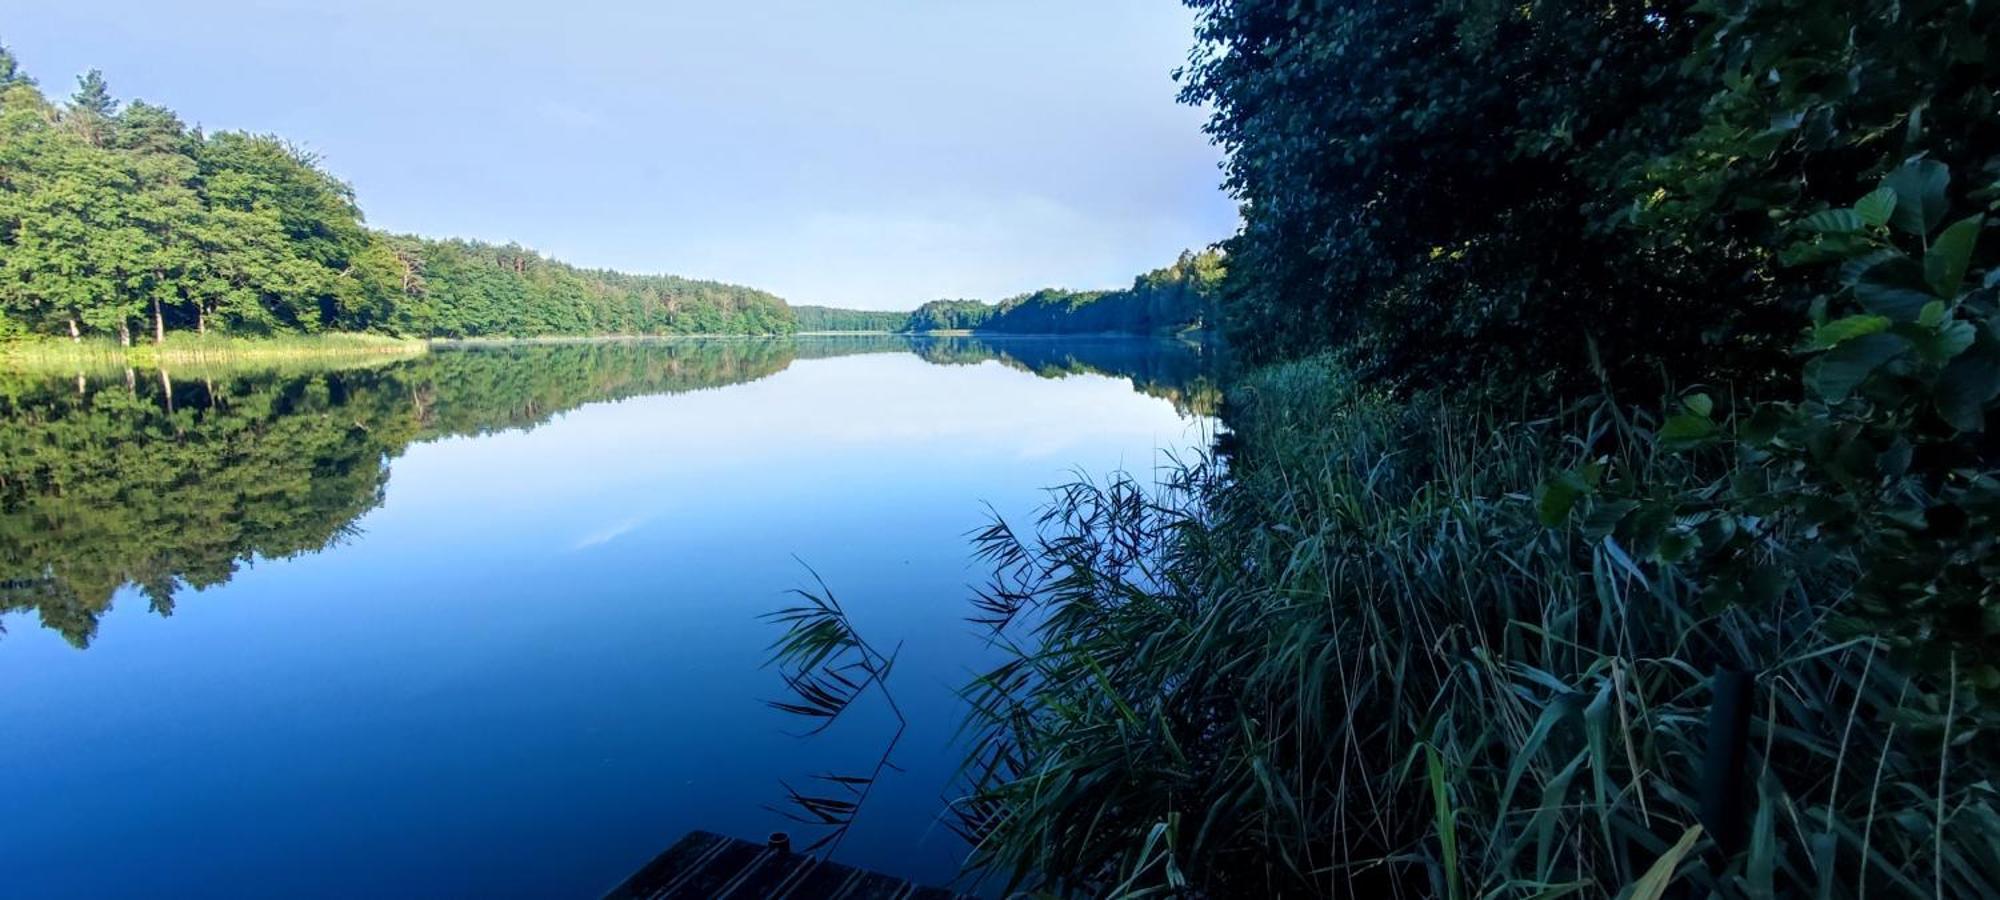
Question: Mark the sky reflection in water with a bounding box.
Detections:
[0,336,1215,898]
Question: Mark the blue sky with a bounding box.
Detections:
[4,0,1238,309]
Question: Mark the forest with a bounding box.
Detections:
[0,44,1213,348]
[790,249,1224,336]
[790,305,912,333]
[902,0,2000,896]
[902,249,1222,334]
[0,51,792,343]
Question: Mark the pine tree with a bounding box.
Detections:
[66,68,115,146]
[0,39,32,87]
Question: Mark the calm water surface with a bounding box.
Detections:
[0,336,1215,898]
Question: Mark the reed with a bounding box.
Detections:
[0,332,426,373]
[949,356,1997,898]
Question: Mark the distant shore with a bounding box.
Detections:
[0,333,428,372]
[1,329,1207,374]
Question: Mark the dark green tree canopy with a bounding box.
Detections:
[904,249,1223,335]
[0,54,796,342]
[1181,0,1997,399]
[0,40,31,88]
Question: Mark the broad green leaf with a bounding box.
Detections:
[1839,247,1903,286]
[1853,256,1936,321]
[1854,282,1936,322]
[1853,186,1897,227]
[1806,314,1890,349]
[1658,413,1716,445]
[1798,209,1864,234]
[1781,233,1873,267]
[1899,318,1976,363]
[1805,332,1903,400]
[1935,339,2000,431]
[1918,301,1947,327]
[1538,478,1580,527]
[1682,392,1714,417]
[1924,214,1984,297]
[1882,159,1950,236]
[1740,404,1791,446]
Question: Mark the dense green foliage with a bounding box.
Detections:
[0,49,792,342]
[381,236,791,337]
[790,305,911,333]
[905,250,1223,335]
[1181,0,1997,398]
[947,0,2000,896]
[902,298,993,331]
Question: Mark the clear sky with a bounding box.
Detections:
[2,0,1238,310]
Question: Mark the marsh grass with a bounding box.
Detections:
[0,332,425,374]
[949,357,1997,898]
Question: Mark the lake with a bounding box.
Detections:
[0,335,1217,898]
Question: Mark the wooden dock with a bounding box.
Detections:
[604,831,969,899]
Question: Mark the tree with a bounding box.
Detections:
[65,68,115,146]
[0,45,836,343]
[0,39,33,88]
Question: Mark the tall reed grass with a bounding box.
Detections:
[950,357,1996,897]
[0,332,425,373]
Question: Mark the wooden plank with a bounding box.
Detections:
[605,831,970,900]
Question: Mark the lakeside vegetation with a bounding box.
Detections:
[11,0,1997,892]
[0,331,423,371]
[856,0,1999,896]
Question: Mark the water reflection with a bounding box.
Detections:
[0,336,1217,646]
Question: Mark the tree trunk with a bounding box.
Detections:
[68,317,80,342]
[198,308,207,336]
[118,321,131,347]
[153,297,166,345]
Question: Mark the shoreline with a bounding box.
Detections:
[0,333,430,373]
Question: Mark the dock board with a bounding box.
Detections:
[604,831,969,900]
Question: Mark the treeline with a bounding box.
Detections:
[0,47,792,342]
[903,249,1222,334]
[798,250,1224,335]
[382,236,792,337]
[790,305,910,333]
[950,0,2000,897]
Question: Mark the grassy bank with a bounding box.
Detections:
[0,332,427,372]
